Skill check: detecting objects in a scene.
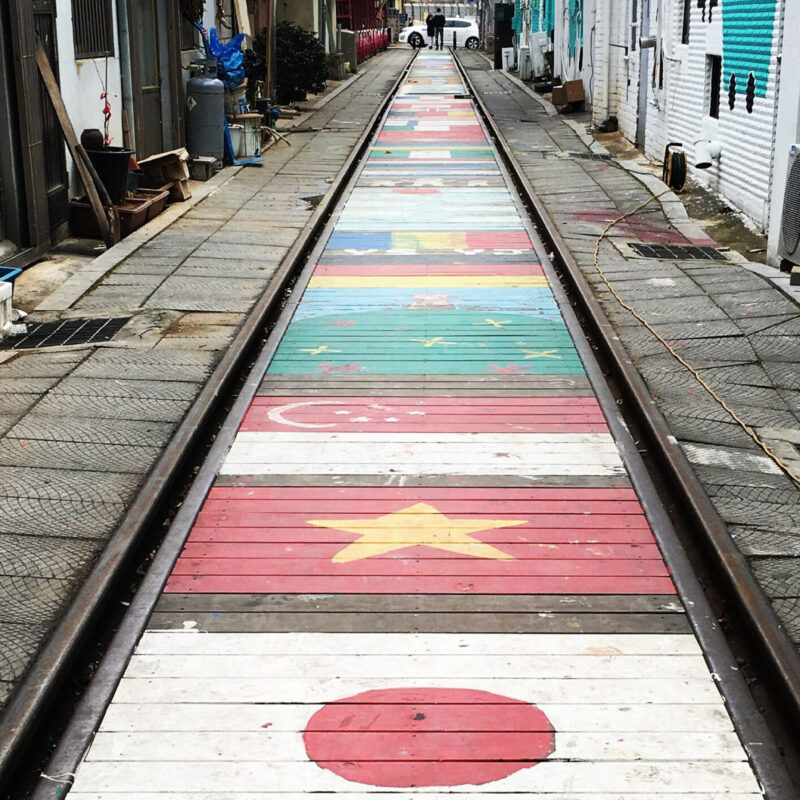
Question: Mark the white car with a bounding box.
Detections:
[398,18,480,49]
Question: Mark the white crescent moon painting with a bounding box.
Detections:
[266,400,346,429]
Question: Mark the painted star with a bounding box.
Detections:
[522,350,561,360]
[301,345,341,356]
[474,318,511,328]
[489,364,533,375]
[308,503,525,563]
[410,336,456,348]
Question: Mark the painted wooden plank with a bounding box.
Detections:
[133,632,697,656]
[242,397,608,433]
[170,558,669,579]
[122,654,710,681]
[307,276,547,288]
[207,479,629,493]
[67,759,759,794]
[148,611,691,634]
[69,793,765,800]
[218,436,624,476]
[185,527,658,544]
[109,675,722,706]
[97,701,733,733]
[198,497,643,514]
[181,543,662,561]
[195,512,650,531]
[163,575,675,594]
[153,594,683,615]
[312,264,544,276]
[87,729,744,763]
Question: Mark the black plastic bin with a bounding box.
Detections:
[85,147,133,206]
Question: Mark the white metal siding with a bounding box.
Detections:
[590,0,782,229]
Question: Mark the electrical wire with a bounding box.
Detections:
[592,192,800,488]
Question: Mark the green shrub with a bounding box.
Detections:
[276,20,327,104]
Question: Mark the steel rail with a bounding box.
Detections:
[0,48,418,796]
[450,47,800,800]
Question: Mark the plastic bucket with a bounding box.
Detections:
[228,124,243,157]
[85,147,134,205]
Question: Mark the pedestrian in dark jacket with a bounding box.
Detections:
[426,13,435,48]
[433,8,446,49]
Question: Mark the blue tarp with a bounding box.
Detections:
[195,24,246,88]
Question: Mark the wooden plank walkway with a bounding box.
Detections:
[68,51,762,799]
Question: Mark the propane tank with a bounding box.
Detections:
[186,60,224,166]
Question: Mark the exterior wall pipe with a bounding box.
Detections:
[115,0,136,153]
[600,0,610,119]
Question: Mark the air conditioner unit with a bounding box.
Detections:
[530,31,549,78]
[778,144,800,269]
[518,46,533,80]
[501,46,515,71]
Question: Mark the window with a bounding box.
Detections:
[681,0,691,43]
[707,54,721,118]
[181,15,200,50]
[72,0,115,59]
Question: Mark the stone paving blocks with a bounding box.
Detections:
[0,47,413,714]
[0,534,101,579]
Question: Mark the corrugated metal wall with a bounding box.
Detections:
[592,0,783,229]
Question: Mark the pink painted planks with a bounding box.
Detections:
[313,264,544,275]
[165,486,675,595]
[242,396,609,433]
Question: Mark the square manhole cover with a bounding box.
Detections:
[0,317,130,350]
[628,242,727,260]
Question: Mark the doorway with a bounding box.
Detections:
[33,0,69,237]
[128,0,164,158]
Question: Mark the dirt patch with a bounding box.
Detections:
[597,132,767,263]
[14,238,104,311]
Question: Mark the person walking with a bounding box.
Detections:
[433,8,446,50]
[426,13,435,49]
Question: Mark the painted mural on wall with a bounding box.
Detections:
[568,0,582,58]
[721,0,778,113]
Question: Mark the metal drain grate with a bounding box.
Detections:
[0,317,130,350]
[567,151,614,161]
[628,242,727,261]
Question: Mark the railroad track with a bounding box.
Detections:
[3,46,798,799]
[449,47,800,780]
[0,51,419,800]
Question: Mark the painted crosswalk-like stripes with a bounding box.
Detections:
[67,50,762,800]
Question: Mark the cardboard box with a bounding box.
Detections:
[138,148,191,185]
[169,179,192,202]
[551,85,567,105]
[564,79,585,103]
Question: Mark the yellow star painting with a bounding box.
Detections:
[307,502,526,563]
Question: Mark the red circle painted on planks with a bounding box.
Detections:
[303,687,555,788]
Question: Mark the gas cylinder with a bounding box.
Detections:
[186,60,224,165]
